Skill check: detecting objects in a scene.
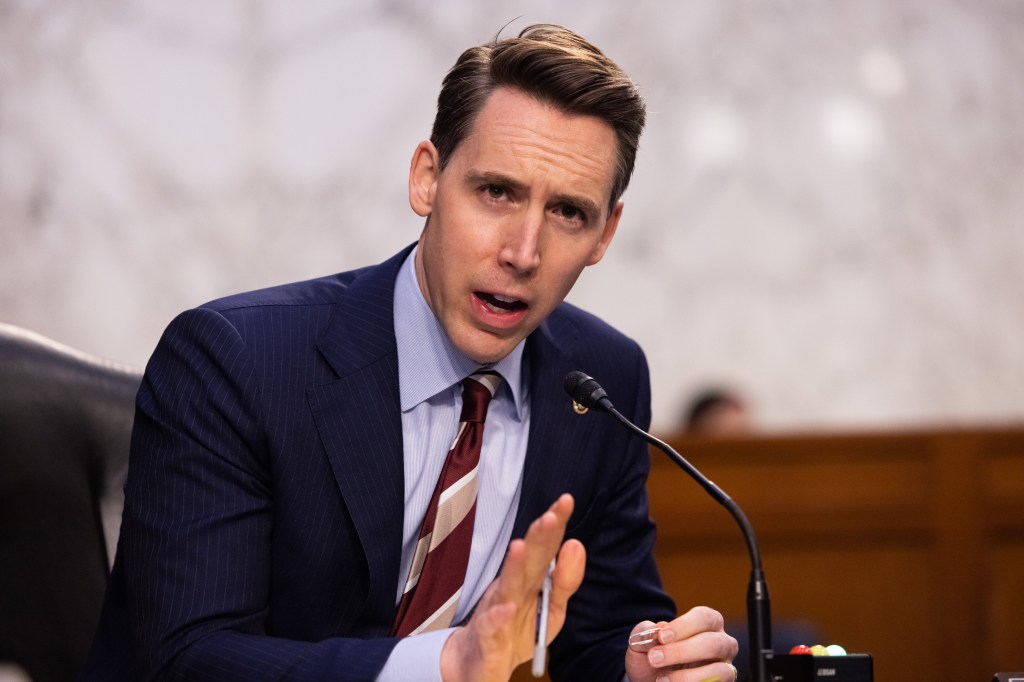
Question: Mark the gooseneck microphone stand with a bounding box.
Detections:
[564,372,772,682]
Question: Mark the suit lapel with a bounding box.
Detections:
[307,247,412,627]
[512,309,596,539]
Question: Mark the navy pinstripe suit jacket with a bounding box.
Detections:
[80,245,675,681]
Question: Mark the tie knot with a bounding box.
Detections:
[460,371,501,423]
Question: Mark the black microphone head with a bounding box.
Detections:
[564,371,610,410]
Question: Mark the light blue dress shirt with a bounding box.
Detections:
[377,247,531,681]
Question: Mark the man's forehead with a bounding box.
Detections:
[454,88,619,206]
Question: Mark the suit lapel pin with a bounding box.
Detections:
[572,401,588,415]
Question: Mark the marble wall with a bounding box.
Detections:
[2,0,1022,433]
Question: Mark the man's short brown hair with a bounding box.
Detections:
[431,24,646,212]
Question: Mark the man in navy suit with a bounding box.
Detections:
[82,24,737,682]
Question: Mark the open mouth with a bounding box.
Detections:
[476,292,528,313]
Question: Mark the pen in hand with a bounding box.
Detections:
[532,559,556,678]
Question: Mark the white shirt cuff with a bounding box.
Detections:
[376,628,455,682]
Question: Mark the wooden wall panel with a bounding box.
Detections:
[989,544,1024,670]
[655,544,935,681]
[649,427,1024,681]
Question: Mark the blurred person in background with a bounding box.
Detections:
[684,388,753,436]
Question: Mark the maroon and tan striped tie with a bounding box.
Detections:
[391,370,503,636]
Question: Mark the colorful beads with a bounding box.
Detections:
[790,643,849,656]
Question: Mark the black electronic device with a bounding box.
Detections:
[770,653,873,681]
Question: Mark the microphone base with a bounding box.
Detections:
[769,653,873,681]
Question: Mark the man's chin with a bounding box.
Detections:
[453,330,523,366]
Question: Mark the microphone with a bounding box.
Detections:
[565,371,773,682]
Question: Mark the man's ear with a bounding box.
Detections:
[409,140,440,217]
[586,200,624,266]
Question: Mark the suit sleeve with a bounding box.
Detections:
[114,307,397,681]
[549,346,677,681]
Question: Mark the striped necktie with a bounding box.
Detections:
[391,370,502,636]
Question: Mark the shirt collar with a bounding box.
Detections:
[394,245,525,417]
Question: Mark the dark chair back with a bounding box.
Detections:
[0,323,141,682]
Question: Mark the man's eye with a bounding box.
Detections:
[557,205,583,222]
[485,185,505,199]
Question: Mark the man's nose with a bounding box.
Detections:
[499,211,542,274]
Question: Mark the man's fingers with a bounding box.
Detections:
[551,539,585,599]
[525,494,574,546]
[549,492,575,519]
[543,539,585,644]
[453,495,586,676]
[632,606,738,674]
[659,605,727,642]
[623,607,738,681]
[643,630,738,669]
[503,494,575,597]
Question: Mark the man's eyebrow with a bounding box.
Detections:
[466,170,603,220]
[550,192,602,221]
[466,170,527,193]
